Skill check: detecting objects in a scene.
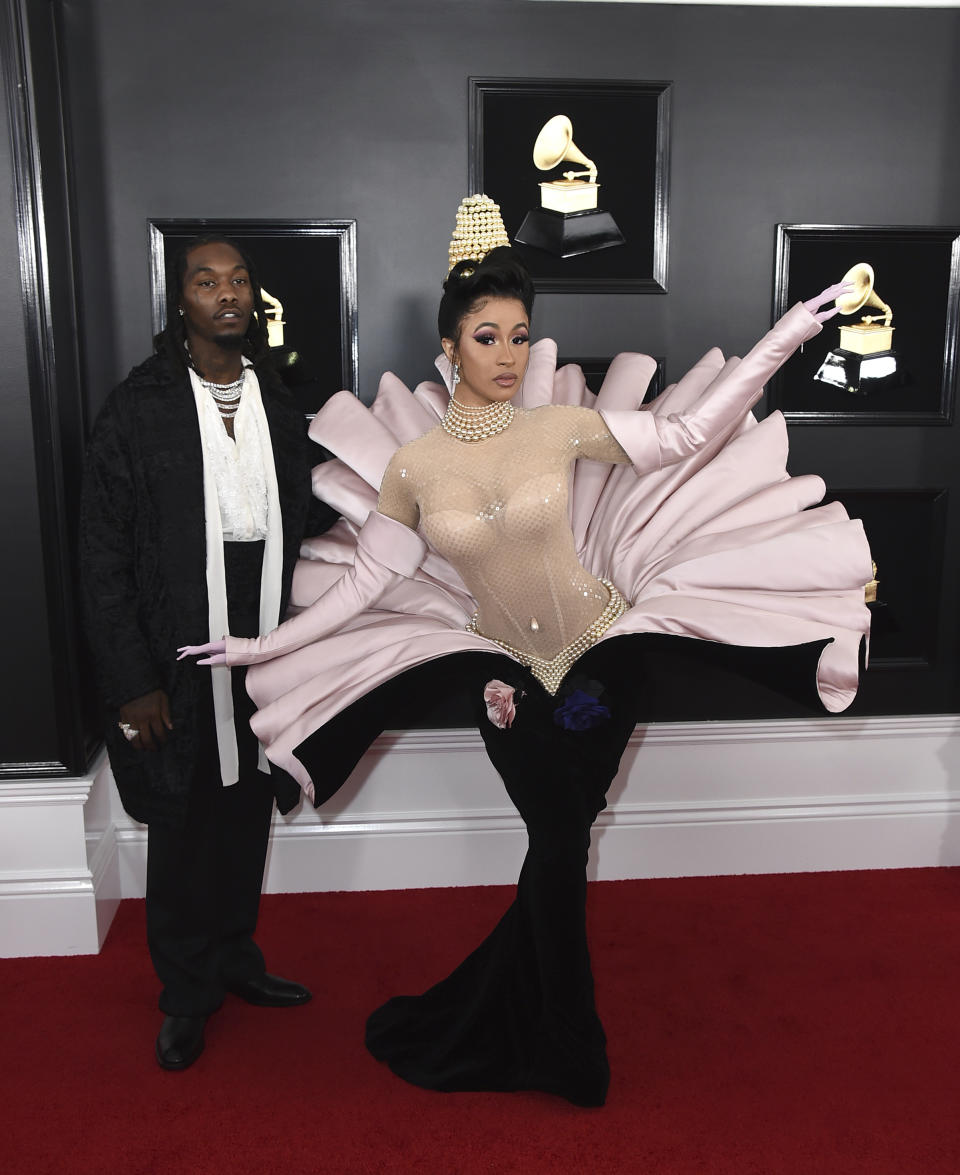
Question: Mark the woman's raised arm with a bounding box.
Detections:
[598,282,852,475]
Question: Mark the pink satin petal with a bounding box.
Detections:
[595,349,721,416]
[414,378,450,421]
[434,352,456,396]
[593,352,660,412]
[680,476,832,544]
[369,371,438,444]
[310,462,378,527]
[570,457,617,550]
[513,339,558,409]
[309,391,399,491]
[598,414,791,575]
[552,363,593,408]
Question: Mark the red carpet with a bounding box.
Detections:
[3,869,960,1174]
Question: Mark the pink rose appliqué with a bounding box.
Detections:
[483,680,517,729]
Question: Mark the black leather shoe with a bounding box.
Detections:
[155,1015,206,1070]
[225,973,312,1007]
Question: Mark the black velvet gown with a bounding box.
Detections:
[291,631,831,1107]
[299,640,647,1106]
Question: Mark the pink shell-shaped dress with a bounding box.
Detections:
[240,305,872,802]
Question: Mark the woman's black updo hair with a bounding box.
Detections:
[437,246,535,343]
[154,234,271,374]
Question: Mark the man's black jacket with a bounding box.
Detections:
[79,350,329,825]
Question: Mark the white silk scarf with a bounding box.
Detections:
[189,360,282,783]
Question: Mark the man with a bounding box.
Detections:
[80,236,333,1070]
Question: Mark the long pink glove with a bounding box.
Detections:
[804,280,852,322]
[179,510,426,670]
[177,640,227,666]
[600,283,852,474]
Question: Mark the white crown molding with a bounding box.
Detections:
[369,713,960,754]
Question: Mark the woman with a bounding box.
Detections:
[182,241,871,1105]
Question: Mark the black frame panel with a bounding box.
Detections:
[824,488,948,671]
[469,77,671,293]
[770,224,960,424]
[148,218,359,415]
[1,0,92,777]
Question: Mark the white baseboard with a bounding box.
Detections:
[0,750,119,956]
[110,715,960,897]
[5,717,958,956]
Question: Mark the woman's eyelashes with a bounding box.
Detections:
[471,332,529,346]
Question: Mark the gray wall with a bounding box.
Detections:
[3,0,958,771]
[66,0,960,405]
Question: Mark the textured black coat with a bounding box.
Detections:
[79,351,320,826]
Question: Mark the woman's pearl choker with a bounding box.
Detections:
[442,396,514,442]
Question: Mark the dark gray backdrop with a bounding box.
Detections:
[4,0,960,771]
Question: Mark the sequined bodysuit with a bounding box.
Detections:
[378,405,631,687]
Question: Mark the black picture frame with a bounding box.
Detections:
[769,225,960,424]
[148,218,358,415]
[823,487,948,669]
[469,78,671,293]
[557,355,665,402]
[0,0,95,775]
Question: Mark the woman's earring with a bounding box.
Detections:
[451,361,460,387]
[178,307,184,317]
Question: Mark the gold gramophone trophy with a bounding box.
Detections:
[813,263,898,395]
[261,286,303,381]
[514,115,625,259]
[260,287,286,349]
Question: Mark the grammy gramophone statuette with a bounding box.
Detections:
[261,285,303,380]
[261,287,286,350]
[814,263,899,396]
[514,115,626,259]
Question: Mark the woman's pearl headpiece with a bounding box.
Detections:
[447,194,511,275]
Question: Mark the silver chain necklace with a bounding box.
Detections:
[198,372,245,420]
[185,344,246,419]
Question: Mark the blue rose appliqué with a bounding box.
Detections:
[553,689,611,732]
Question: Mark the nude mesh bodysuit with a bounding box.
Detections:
[378,405,631,687]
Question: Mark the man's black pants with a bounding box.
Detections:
[145,540,275,1018]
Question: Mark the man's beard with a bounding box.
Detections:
[211,331,245,351]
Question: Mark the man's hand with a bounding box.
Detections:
[118,689,173,751]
